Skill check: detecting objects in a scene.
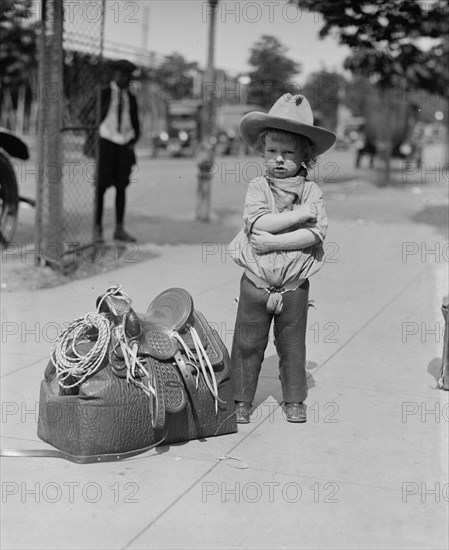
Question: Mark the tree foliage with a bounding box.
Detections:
[291,0,449,178]
[0,0,38,89]
[343,75,376,118]
[291,0,449,94]
[246,35,301,109]
[302,70,346,130]
[153,53,200,100]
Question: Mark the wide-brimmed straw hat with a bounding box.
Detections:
[239,93,336,156]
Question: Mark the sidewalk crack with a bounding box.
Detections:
[313,264,433,376]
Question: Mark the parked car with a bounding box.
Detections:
[152,100,202,158]
[0,127,30,244]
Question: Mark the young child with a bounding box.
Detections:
[229,93,336,423]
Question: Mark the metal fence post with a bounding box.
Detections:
[36,0,105,267]
[36,0,64,265]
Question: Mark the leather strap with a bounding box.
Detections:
[0,436,166,464]
[173,351,205,436]
[141,357,166,430]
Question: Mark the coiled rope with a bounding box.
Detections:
[51,285,123,389]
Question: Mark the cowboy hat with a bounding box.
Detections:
[109,59,137,74]
[239,93,336,156]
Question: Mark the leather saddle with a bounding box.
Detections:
[96,287,223,435]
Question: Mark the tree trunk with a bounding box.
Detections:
[376,86,392,187]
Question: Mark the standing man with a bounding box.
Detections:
[95,59,140,243]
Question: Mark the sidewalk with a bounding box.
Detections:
[1,150,449,548]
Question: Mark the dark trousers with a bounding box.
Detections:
[231,274,310,404]
[95,138,135,227]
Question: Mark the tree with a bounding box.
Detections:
[154,53,200,100]
[0,0,37,89]
[292,0,448,91]
[343,75,376,118]
[246,35,301,109]
[290,0,449,176]
[0,0,38,129]
[302,70,346,131]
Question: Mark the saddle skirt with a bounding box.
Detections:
[96,285,224,432]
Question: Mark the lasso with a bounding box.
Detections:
[51,285,122,389]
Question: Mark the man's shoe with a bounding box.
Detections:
[114,227,137,243]
[235,401,251,424]
[93,226,104,243]
[285,402,307,423]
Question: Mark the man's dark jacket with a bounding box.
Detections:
[83,85,140,157]
[99,86,140,144]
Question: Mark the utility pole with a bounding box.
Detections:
[141,4,150,51]
[196,0,218,222]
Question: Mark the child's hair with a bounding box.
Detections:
[253,129,317,169]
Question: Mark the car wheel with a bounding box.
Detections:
[0,151,19,244]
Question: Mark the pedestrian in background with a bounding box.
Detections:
[229,94,336,424]
[94,59,140,243]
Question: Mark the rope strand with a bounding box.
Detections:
[51,284,126,389]
[51,312,111,389]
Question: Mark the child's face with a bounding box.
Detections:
[264,134,304,179]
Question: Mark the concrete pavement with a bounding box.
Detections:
[1,158,448,549]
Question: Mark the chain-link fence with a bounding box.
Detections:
[37,0,105,265]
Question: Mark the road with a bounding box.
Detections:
[8,141,448,249]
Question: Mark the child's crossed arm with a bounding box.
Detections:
[250,226,320,254]
[252,203,317,232]
[250,203,320,254]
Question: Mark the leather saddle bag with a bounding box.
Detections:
[37,286,237,460]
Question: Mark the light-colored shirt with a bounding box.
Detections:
[99,81,135,145]
[230,175,328,287]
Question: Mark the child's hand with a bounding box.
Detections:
[250,229,276,254]
[296,203,318,223]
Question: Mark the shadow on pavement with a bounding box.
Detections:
[252,354,317,411]
[128,213,241,246]
[427,357,444,387]
[410,204,449,231]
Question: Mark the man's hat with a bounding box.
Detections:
[239,93,336,156]
[110,59,137,74]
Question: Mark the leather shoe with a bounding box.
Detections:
[114,227,137,243]
[285,402,307,423]
[235,401,251,424]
